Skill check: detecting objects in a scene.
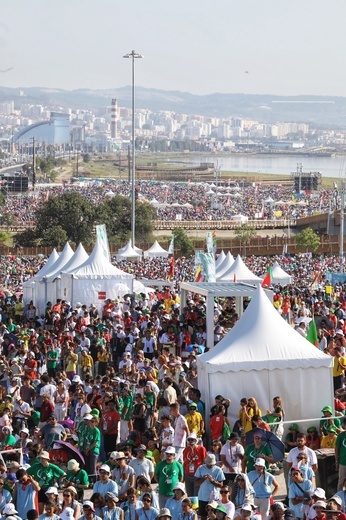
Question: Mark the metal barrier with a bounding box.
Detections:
[153,219,295,230]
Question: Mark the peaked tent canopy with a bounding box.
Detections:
[35,243,74,315]
[218,254,261,283]
[118,240,142,255]
[23,248,60,309]
[117,242,142,260]
[33,249,60,280]
[216,252,234,278]
[197,286,333,428]
[61,239,133,309]
[262,261,293,286]
[215,251,226,269]
[143,241,168,259]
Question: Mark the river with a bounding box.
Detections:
[180,154,346,178]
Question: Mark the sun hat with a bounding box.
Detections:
[255,458,265,467]
[67,459,80,471]
[216,505,227,515]
[38,451,50,460]
[312,501,327,510]
[116,451,126,459]
[173,482,186,492]
[208,501,219,510]
[46,486,59,495]
[165,446,176,455]
[187,432,198,440]
[83,414,93,421]
[241,504,253,512]
[329,496,342,506]
[321,406,333,414]
[105,492,119,502]
[307,426,317,433]
[204,454,216,465]
[3,504,18,515]
[136,444,147,452]
[83,501,95,511]
[158,508,172,519]
[20,427,29,435]
[289,423,299,431]
[314,488,327,500]
[99,464,110,473]
[189,402,197,409]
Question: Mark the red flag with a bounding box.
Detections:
[168,257,175,280]
[262,267,272,287]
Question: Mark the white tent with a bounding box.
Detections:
[216,252,234,278]
[215,251,226,269]
[23,249,60,308]
[61,240,133,310]
[35,244,74,314]
[264,261,293,286]
[143,241,168,259]
[43,243,75,307]
[197,286,334,428]
[46,243,89,303]
[218,254,262,283]
[117,242,142,260]
[118,240,142,255]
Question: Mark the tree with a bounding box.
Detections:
[296,227,321,253]
[14,229,39,247]
[40,226,68,248]
[234,223,256,255]
[173,228,194,256]
[35,192,97,245]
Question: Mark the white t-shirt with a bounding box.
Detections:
[220,441,244,472]
[286,447,317,467]
[173,414,188,448]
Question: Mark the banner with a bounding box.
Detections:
[201,253,216,282]
[168,234,174,255]
[96,224,111,261]
[206,232,213,254]
[212,230,217,253]
[195,250,204,282]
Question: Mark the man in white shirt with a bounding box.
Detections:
[287,433,318,471]
[129,444,154,481]
[170,402,189,462]
[220,432,244,483]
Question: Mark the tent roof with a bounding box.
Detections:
[270,260,293,285]
[43,243,74,281]
[145,240,168,254]
[59,243,89,275]
[216,252,234,277]
[33,249,59,280]
[215,251,226,269]
[198,286,333,372]
[180,281,269,299]
[118,240,142,255]
[219,254,261,283]
[69,240,133,279]
[117,242,142,259]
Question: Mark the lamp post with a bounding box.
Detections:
[123,50,143,248]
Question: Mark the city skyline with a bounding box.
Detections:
[1,0,346,97]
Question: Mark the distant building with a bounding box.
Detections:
[13,112,70,145]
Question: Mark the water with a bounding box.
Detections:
[182,154,346,178]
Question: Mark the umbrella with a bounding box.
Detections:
[52,440,85,465]
[185,344,206,354]
[245,427,285,462]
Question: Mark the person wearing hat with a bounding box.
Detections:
[93,465,118,498]
[310,501,327,520]
[14,468,40,520]
[27,451,66,514]
[12,395,31,434]
[79,500,102,520]
[242,431,274,473]
[248,458,279,520]
[60,486,80,520]
[0,426,16,450]
[320,406,342,437]
[195,454,225,520]
[185,403,204,439]
[215,505,228,520]
[183,431,207,496]
[40,414,67,451]
[288,466,313,520]
[306,427,321,451]
[220,432,244,485]
[78,413,101,480]
[154,447,184,508]
[165,482,186,520]
[64,459,89,502]
[59,506,76,520]
[1,502,21,520]
[320,426,338,449]
[129,445,154,482]
[111,452,135,500]
[285,424,300,453]
[333,347,346,393]
[325,495,345,520]
[102,491,123,520]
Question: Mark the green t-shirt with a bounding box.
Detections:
[82,426,100,455]
[121,394,134,421]
[47,350,59,369]
[336,431,346,465]
[154,460,184,496]
[144,391,155,408]
[244,443,272,472]
[320,417,341,436]
[1,434,16,449]
[27,462,65,488]
[66,468,89,487]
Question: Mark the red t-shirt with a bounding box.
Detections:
[103,409,121,434]
[183,445,208,476]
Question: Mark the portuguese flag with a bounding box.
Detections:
[262,266,272,288]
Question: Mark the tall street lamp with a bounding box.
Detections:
[123,50,143,248]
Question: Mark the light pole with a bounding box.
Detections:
[123,50,143,248]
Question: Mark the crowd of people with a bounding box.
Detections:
[1,179,341,225]
[0,265,343,520]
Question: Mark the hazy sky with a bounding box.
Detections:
[1,0,346,97]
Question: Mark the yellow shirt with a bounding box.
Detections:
[333,355,346,377]
[185,411,203,437]
[320,434,337,449]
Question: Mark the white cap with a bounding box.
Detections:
[165,446,176,454]
[3,504,18,515]
[46,486,59,495]
[255,458,265,467]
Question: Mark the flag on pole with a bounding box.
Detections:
[212,230,217,253]
[167,256,175,281]
[195,264,203,282]
[306,318,318,347]
[168,234,174,255]
[262,266,272,287]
